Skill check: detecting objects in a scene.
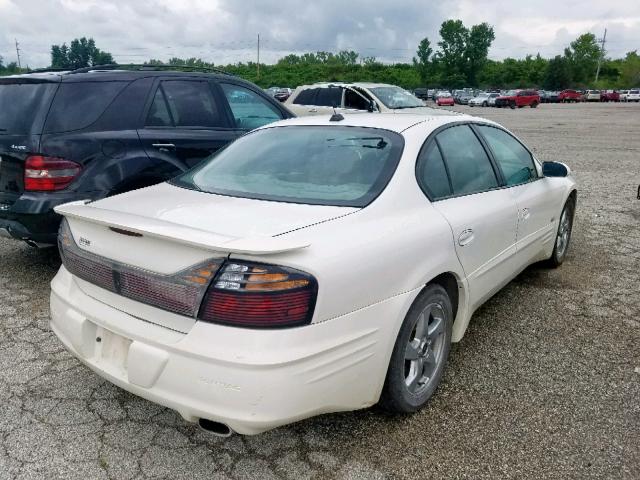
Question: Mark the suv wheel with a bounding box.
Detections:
[531,101,538,108]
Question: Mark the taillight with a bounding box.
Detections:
[198,261,318,328]
[25,155,81,191]
[58,218,223,317]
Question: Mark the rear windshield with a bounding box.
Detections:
[173,126,404,207]
[44,81,129,133]
[0,83,57,135]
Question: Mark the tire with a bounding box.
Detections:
[531,101,538,108]
[482,101,488,107]
[379,284,453,413]
[547,196,575,267]
[510,101,516,109]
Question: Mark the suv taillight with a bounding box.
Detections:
[25,155,81,191]
[198,261,318,328]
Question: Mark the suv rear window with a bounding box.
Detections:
[293,88,319,105]
[0,83,57,135]
[173,126,404,207]
[44,81,128,133]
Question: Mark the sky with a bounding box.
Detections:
[0,0,638,69]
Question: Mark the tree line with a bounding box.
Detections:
[2,23,639,90]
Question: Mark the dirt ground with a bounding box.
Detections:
[0,102,638,479]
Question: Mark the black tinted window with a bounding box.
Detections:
[293,88,318,105]
[436,125,498,196]
[477,125,537,186]
[0,83,57,134]
[44,81,128,133]
[161,81,223,128]
[145,87,172,127]
[417,141,451,199]
[315,87,342,107]
[220,83,282,130]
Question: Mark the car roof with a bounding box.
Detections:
[298,82,402,89]
[3,69,239,84]
[257,112,478,134]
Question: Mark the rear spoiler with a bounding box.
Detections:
[55,201,310,255]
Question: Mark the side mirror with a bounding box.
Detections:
[542,161,569,177]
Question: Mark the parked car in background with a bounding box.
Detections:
[285,83,452,117]
[619,90,629,101]
[273,88,292,102]
[540,91,559,103]
[468,92,499,107]
[0,65,292,246]
[455,92,473,105]
[494,90,540,109]
[436,92,455,106]
[626,89,640,102]
[558,89,583,102]
[584,90,601,102]
[413,88,430,100]
[600,90,620,102]
[50,112,577,435]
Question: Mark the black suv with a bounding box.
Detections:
[0,65,292,246]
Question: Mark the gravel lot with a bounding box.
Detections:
[0,102,638,480]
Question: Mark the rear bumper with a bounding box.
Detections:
[0,191,94,244]
[50,266,410,434]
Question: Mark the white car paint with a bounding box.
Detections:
[626,89,640,102]
[284,82,453,117]
[50,113,576,435]
[468,93,499,107]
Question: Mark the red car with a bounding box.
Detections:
[436,94,454,106]
[600,90,620,102]
[494,89,540,108]
[558,89,583,103]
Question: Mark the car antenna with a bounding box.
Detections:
[330,104,344,122]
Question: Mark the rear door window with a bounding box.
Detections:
[436,125,498,196]
[0,83,57,135]
[293,88,319,105]
[220,83,283,130]
[145,87,172,127]
[315,87,343,107]
[160,80,225,128]
[44,81,128,133]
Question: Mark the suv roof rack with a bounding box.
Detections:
[65,63,234,76]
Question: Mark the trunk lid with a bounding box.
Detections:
[56,182,357,331]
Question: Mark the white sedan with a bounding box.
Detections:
[50,113,577,435]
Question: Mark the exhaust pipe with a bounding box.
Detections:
[198,418,234,437]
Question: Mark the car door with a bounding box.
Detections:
[418,124,520,310]
[137,78,238,171]
[217,82,286,132]
[474,124,565,266]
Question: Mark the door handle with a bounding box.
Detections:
[152,143,176,150]
[520,208,531,220]
[458,229,475,247]
[308,108,318,113]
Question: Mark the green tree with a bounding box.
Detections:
[413,37,433,85]
[564,33,601,85]
[437,19,469,87]
[464,22,495,86]
[619,51,640,87]
[50,37,113,69]
[543,55,572,89]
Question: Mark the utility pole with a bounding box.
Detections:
[15,38,22,69]
[257,33,260,79]
[595,28,607,84]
